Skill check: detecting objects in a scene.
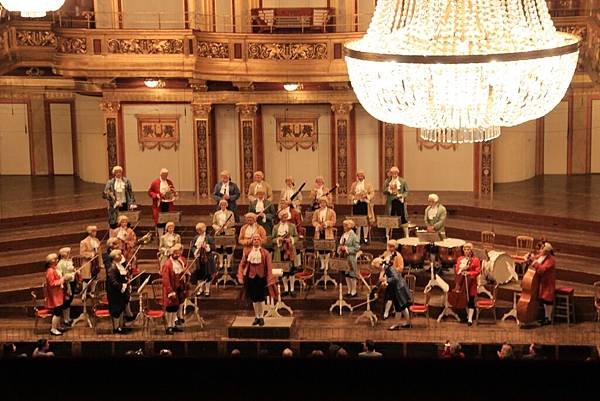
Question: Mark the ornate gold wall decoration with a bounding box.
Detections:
[275,115,318,151]
[58,37,87,54]
[16,30,56,47]
[135,114,181,151]
[382,122,396,175]
[557,24,587,71]
[197,41,229,58]
[107,39,184,54]
[480,142,493,196]
[99,101,120,114]
[196,119,210,196]
[416,130,457,151]
[247,42,327,60]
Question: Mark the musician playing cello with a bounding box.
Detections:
[453,243,481,326]
[103,166,137,229]
[272,210,300,297]
[148,168,177,234]
[162,244,189,334]
[190,223,215,297]
[530,242,556,326]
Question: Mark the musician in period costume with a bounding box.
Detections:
[383,166,409,238]
[453,243,481,326]
[349,170,375,244]
[278,199,305,238]
[106,250,131,334]
[530,242,556,326]
[237,234,276,326]
[213,170,241,222]
[248,188,274,235]
[103,166,137,229]
[158,222,181,269]
[79,225,103,281]
[338,219,360,297]
[212,199,236,272]
[312,197,337,271]
[148,168,177,231]
[280,176,303,212]
[110,215,137,272]
[102,238,120,276]
[191,223,216,297]
[45,253,71,336]
[56,247,77,327]
[272,210,300,297]
[238,212,267,250]
[161,244,189,334]
[247,171,273,203]
[309,176,333,210]
[424,193,447,239]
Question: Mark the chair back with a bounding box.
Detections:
[481,231,495,251]
[151,278,164,305]
[404,274,416,294]
[515,235,534,256]
[93,279,107,300]
[357,251,374,273]
[31,289,41,312]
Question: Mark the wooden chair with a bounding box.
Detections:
[553,287,576,325]
[475,284,498,324]
[141,291,166,333]
[404,273,416,294]
[91,297,113,333]
[511,235,534,276]
[409,291,430,327]
[594,281,600,322]
[481,231,495,251]
[31,286,52,332]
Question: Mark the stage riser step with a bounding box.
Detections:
[0,209,106,230]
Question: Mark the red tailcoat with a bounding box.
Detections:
[45,266,64,309]
[237,247,276,298]
[535,255,556,302]
[289,208,306,237]
[161,256,187,307]
[454,256,481,297]
[148,178,176,224]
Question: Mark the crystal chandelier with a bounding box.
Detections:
[344,0,580,143]
[1,0,65,18]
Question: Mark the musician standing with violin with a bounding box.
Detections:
[383,166,409,238]
[158,222,181,270]
[106,250,131,334]
[312,197,337,272]
[103,166,137,229]
[280,176,303,212]
[237,234,276,326]
[45,253,71,336]
[248,188,274,235]
[57,247,77,328]
[162,244,189,334]
[531,242,556,326]
[80,225,104,281]
[338,220,360,298]
[148,168,177,233]
[278,200,305,238]
[110,215,138,274]
[272,210,300,297]
[452,243,481,326]
[239,213,267,251]
[103,238,120,276]
[309,176,333,210]
[191,223,215,297]
[212,199,235,271]
[349,170,375,244]
[424,194,447,239]
[213,170,241,222]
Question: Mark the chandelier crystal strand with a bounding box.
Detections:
[344,0,580,143]
[0,0,65,18]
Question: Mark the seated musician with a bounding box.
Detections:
[80,225,104,281]
[383,166,409,238]
[106,249,131,335]
[272,210,300,297]
[148,168,177,233]
[247,171,273,203]
[312,196,337,271]
[110,215,137,272]
[45,253,71,336]
[103,166,137,229]
[454,243,481,326]
[213,170,241,222]
[238,212,267,251]
[349,170,375,244]
[57,247,76,328]
[212,199,235,271]
[278,199,305,238]
[280,176,303,213]
[237,233,276,326]
[158,222,181,270]
[191,223,215,297]
[162,244,189,334]
[248,188,274,235]
[309,176,333,211]
[424,193,447,239]
[338,219,360,297]
[530,242,556,326]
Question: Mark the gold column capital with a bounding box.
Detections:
[330,102,353,116]
[236,103,258,119]
[192,103,212,119]
[99,100,120,115]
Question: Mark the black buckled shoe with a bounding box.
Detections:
[166,327,174,335]
[175,318,185,326]
[252,318,261,326]
[258,318,265,326]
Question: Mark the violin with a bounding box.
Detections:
[517,255,545,325]
[448,258,470,309]
[311,184,339,210]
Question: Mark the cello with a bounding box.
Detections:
[447,258,470,309]
[516,256,544,325]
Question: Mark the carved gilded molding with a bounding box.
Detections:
[58,37,87,54]
[480,142,493,196]
[382,123,396,176]
[99,100,120,114]
[197,41,229,58]
[236,103,258,119]
[330,103,353,115]
[16,30,56,47]
[192,103,212,119]
[107,38,184,54]
[247,42,327,60]
[196,120,210,197]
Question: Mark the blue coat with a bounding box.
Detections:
[103,177,136,225]
[383,254,412,310]
[213,181,241,219]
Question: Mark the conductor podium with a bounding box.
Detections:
[228,316,295,339]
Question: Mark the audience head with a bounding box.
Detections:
[2,343,16,358]
[309,350,325,358]
[529,343,543,356]
[36,339,49,352]
[336,347,348,359]
[282,348,293,358]
[328,344,340,358]
[497,343,515,360]
[364,340,376,352]
[230,349,241,358]
[159,349,173,357]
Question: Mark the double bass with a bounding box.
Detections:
[516,255,545,325]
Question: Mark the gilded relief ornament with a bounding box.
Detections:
[196,41,229,58]
[58,37,87,54]
[275,115,318,151]
[16,30,56,47]
[247,42,327,60]
[107,39,183,54]
[135,115,181,151]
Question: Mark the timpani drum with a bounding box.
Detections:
[434,238,466,266]
[397,237,428,267]
[483,250,517,284]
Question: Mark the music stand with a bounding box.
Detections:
[158,211,181,225]
[71,279,96,328]
[303,211,314,226]
[328,257,353,315]
[133,275,152,326]
[214,236,237,288]
[377,216,400,241]
[313,239,337,290]
[263,274,293,318]
[119,211,141,225]
[346,215,370,242]
[183,284,206,327]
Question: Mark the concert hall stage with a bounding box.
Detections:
[0,174,599,359]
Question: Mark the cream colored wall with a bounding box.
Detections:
[122,0,185,29]
[544,101,568,174]
[214,105,241,185]
[75,94,107,183]
[592,100,600,173]
[122,104,195,192]
[50,103,74,175]
[214,0,233,32]
[354,104,379,189]
[261,104,332,191]
[356,0,375,31]
[403,126,474,191]
[94,0,119,29]
[263,0,328,7]
[0,103,30,175]
[493,121,536,183]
